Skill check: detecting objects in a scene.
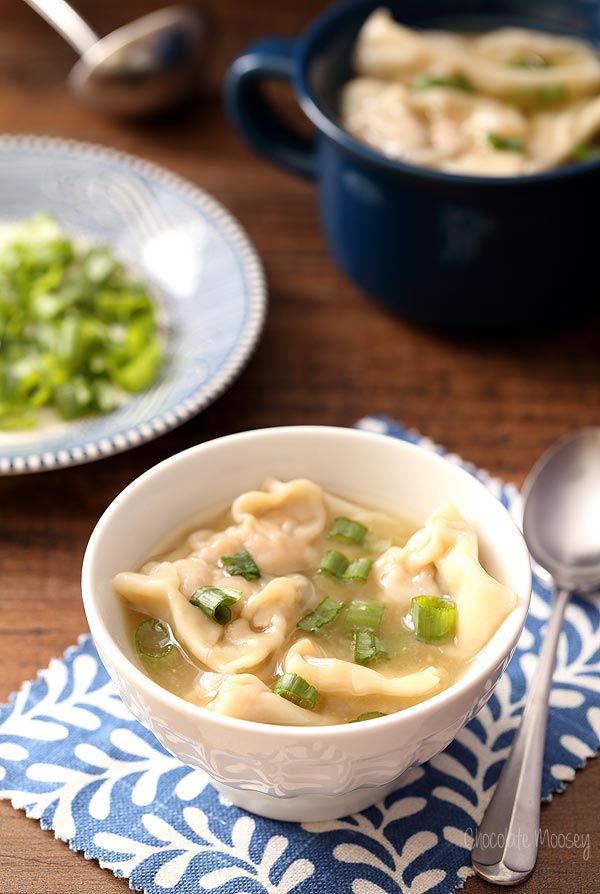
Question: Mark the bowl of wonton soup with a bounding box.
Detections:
[225,0,600,328]
[82,425,531,821]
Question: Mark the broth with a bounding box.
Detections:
[115,478,517,726]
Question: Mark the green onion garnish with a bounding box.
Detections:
[220,548,261,581]
[353,629,385,665]
[273,673,319,710]
[572,143,600,162]
[297,596,344,634]
[318,549,350,578]
[537,84,567,102]
[135,618,172,659]
[411,595,457,644]
[487,133,525,152]
[345,600,385,631]
[413,73,474,92]
[328,516,368,545]
[0,213,163,430]
[509,54,550,69]
[349,712,387,723]
[343,558,373,583]
[190,586,242,625]
[318,550,373,582]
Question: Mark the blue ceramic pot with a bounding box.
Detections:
[225,0,600,329]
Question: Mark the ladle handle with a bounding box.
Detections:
[471,584,570,885]
[23,0,98,55]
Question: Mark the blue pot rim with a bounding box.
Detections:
[291,0,600,187]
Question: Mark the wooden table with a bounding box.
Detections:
[0,1,598,891]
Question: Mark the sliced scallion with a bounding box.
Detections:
[345,600,385,631]
[0,213,163,429]
[343,558,373,583]
[509,54,550,69]
[411,595,457,644]
[297,595,344,634]
[190,586,242,625]
[329,516,368,545]
[537,84,566,102]
[572,143,600,162]
[349,711,387,723]
[220,548,260,581]
[487,132,525,152]
[318,548,349,578]
[353,629,385,665]
[273,673,319,710]
[135,618,172,659]
[318,549,373,582]
[413,73,474,92]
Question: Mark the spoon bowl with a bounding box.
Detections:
[472,427,600,885]
[24,1,207,116]
[523,428,600,592]
[69,6,207,117]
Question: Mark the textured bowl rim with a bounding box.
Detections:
[0,134,267,475]
[82,425,532,739]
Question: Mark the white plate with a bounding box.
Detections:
[0,135,266,474]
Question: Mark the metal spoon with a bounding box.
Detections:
[471,428,600,885]
[24,0,207,116]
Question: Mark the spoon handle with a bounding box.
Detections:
[23,0,98,55]
[471,585,570,885]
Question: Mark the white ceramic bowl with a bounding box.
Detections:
[81,426,531,821]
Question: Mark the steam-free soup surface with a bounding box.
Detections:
[114,478,517,726]
[340,8,600,175]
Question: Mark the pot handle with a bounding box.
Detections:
[224,37,316,180]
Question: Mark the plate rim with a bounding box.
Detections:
[0,133,267,475]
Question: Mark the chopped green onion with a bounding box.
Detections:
[509,54,550,69]
[135,618,172,659]
[111,338,162,393]
[318,549,373,582]
[411,595,457,644]
[0,213,163,429]
[343,558,373,583]
[413,73,474,92]
[345,600,385,631]
[572,143,600,162]
[318,548,349,578]
[487,133,525,152]
[353,629,385,665]
[329,516,368,545]
[220,548,261,581]
[297,596,344,634]
[190,586,242,625]
[537,84,567,102]
[273,673,319,710]
[0,405,37,430]
[349,712,387,723]
[54,376,96,420]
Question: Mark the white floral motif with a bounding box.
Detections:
[0,647,131,743]
[95,809,314,892]
[1,420,599,894]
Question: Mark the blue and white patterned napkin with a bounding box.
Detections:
[1,417,599,894]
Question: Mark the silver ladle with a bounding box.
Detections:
[472,428,600,885]
[24,0,207,116]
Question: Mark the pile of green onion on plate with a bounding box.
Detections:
[0,213,163,430]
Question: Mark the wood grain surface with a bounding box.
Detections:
[0,1,598,891]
